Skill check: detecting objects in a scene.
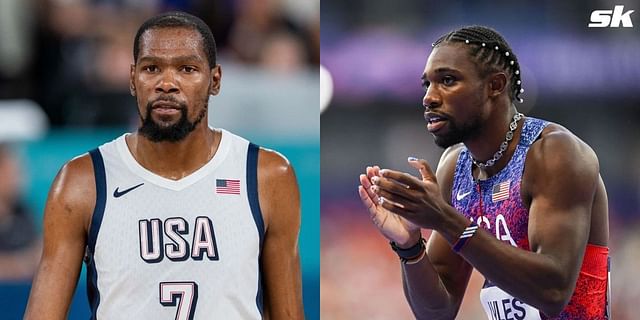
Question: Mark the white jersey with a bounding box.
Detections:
[85,129,265,320]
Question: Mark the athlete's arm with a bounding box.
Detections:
[257,148,304,319]
[400,145,473,319]
[376,130,599,317]
[452,130,598,317]
[24,155,94,319]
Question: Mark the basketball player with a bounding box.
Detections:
[358,26,609,319]
[25,12,303,319]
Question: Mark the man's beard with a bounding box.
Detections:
[138,99,207,143]
[432,116,483,148]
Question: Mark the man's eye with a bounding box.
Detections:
[143,66,158,73]
[443,76,456,85]
[181,66,196,73]
[422,81,430,91]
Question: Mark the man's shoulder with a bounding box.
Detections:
[257,147,294,179]
[61,153,96,180]
[436,143,465,176]
[46,153,96,225]
[441,143,465,165]
[435,144,465,201]
[526,122,599,182]
[54,153,98,199]
[532,122,597,163]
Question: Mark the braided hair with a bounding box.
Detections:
[432,26,524,103]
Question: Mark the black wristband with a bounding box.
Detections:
[390,237,426,261]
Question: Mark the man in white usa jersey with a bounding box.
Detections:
[24,11,304,319]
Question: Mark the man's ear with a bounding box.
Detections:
[488,72,507,98]
[209,64,222,96]
[130,64,136,96]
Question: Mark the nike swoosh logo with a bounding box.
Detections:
[113,183,145,198]
[456,190,471,201]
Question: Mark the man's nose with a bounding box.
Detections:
[155,70,180,94]
[422,85,441,109]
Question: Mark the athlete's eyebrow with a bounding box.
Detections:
[421,67,461,80]
[137,55,205,64]
[433,67,460,74]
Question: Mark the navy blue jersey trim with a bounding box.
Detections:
[247,143,266,240]
[482,279,497,289]
[87,148,107,319]
[246,142,264,316]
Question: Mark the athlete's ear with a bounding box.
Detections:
[130,64,136,96]
[488,72,507,98]
[209,64,222,96]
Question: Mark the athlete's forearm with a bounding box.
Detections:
[435,206,578,317]
[401,255,460,319]
[24,258,80,320]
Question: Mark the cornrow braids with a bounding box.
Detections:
[432,26,524,103]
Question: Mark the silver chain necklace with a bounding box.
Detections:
[472,112,524,170]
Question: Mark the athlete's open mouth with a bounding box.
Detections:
[427,116,445,124]
[425,112,448,133]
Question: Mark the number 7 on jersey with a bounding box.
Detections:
[159,281,199,320]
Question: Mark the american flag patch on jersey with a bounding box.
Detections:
[216,179,241,195]
[492,180,510,202]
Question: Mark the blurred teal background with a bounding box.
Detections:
[2,126,319,318]
[0,0,319,318]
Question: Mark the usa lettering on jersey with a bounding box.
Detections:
[138,216,219,263]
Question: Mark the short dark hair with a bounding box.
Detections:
[133,11,217,68]
[433,26,524,103]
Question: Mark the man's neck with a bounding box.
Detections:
[126,124,220,181]
[465,108,522,179]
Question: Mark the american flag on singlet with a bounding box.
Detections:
[492,180,510,202]
[216,179,241,194]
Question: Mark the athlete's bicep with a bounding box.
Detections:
[525,132,599,291]
[25,155,94,320]
[257,148,304,319]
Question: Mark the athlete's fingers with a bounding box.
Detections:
[359,186,391,229]
[366,165,378,180]
[358,185,377,215]
[408,157,437,183]
[377,169,423,189]
[366,165,382,179]
[372,186,416,210]
[371,175,419,201]
[378,197,422,226]
[360,174,380,203]
[378,196,412,217]
[360,173,372,189]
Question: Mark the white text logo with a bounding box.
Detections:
[589,5,634,28]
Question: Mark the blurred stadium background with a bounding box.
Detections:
[0,0,319,319]
[321,0,640,319]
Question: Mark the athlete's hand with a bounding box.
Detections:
[370,158,448,231]
[358,165,421,247]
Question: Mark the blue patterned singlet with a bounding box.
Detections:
[451,117,548,252]
[450,117,609,320]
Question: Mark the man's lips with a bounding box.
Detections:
[424,112,449,133]
[152,108,180,116]
[151,100,183,115]
[152,100,181,109]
